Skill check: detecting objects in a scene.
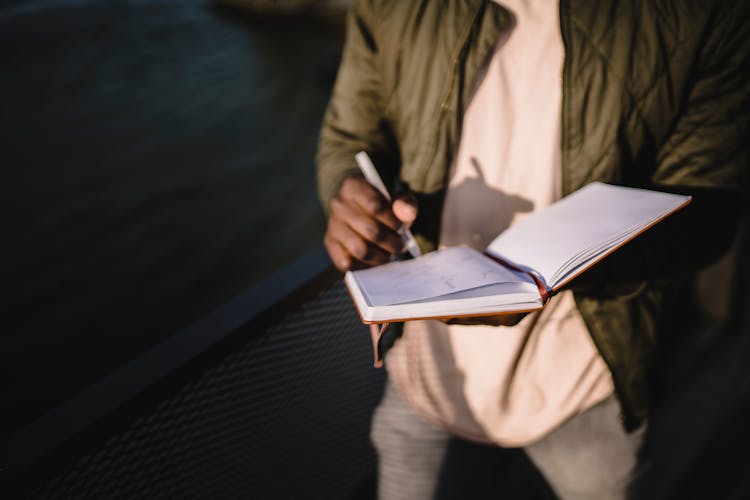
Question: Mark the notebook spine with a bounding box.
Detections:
[483,252,553,304]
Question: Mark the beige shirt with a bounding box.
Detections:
[386,0,614,447]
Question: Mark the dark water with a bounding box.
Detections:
[0,0,339,433]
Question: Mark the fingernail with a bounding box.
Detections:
[401,204,417,220]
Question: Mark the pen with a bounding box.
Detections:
[354,151,422,259]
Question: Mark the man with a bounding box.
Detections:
[317,1,748,498]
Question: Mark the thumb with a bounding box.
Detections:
[392,196,418,227]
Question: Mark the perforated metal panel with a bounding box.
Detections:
[21,281,384,500]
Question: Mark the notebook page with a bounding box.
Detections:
[351,246,531,306]
[365,283,542,321]
[485,183,690,287]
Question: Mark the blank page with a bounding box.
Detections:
[485,183,690,288]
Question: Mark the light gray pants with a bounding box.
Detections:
[371,381,644,500]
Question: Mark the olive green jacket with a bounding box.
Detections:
[317,0,749,429]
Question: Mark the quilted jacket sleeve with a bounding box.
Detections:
[316,0,399,213]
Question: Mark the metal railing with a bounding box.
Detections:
[1,205,748,498]
[1,246,385,499]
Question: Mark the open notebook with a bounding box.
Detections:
[344,182,691,323]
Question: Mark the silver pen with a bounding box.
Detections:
[354,151,422,258]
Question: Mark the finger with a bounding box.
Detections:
[330,196,404,254]
[324,234,353,272]
[392,197,418,227]
[340,177,402,231]
[486,313,526,326]
[445,317,483,325]
[444,313,526,327]
[328,215,392,267]
[325,226,384,271]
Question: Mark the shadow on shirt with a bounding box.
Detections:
[439,157,535,250]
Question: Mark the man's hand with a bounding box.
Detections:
[324,176,418,272]
[443,313,527,327]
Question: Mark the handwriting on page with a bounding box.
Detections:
[355,246,524,306]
